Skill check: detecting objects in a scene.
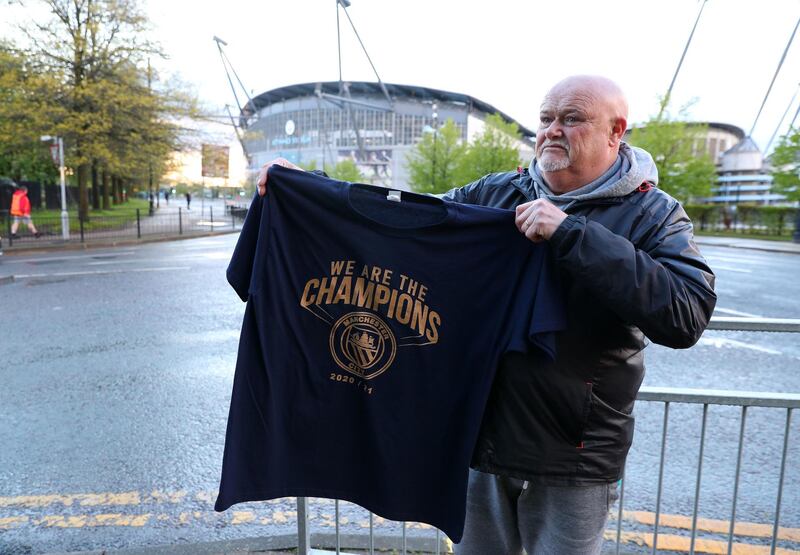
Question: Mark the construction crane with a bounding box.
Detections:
[213,35,255,163]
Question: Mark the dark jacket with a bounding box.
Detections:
[443,168,716,484]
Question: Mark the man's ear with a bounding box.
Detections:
[609,117,627,147]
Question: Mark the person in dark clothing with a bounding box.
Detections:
[254,75,716,555]
[185,192,191,210]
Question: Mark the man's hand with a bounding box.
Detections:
[515,199,568,243]
[257,158,302,196]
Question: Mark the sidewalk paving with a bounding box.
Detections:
[44,534,294,555]
[42,532,454,555]
[694,234,800,254]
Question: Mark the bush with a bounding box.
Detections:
[685,204,798,236]
[684,204,719,231]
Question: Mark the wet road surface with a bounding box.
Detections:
[0,236,798,554]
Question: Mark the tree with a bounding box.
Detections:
[0,43,61,184]
[627,107,716,204]
[406,119,466,194]
[454,114,522,185]
[14,0,195,220]
[325,159,365,182]
[769,128,800,202]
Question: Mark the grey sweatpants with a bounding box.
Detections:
[455,470,618,555]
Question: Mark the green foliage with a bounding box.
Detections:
[769,128,800,202]
[454,114,522,185]
[628,109,716,203]
[683,204,720,232]
[757,206,798,235]
[1,1,198,219]
[300,158,365,182]
[0,43,60,184]
[406,114,524,193]
[684,204,798,237]
[406,119,466,194]
[325,159,365,183]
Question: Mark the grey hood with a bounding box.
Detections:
[529,142,659,209]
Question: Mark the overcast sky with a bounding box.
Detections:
[4,0,800,154]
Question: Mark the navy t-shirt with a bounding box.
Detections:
[215,166,565,542]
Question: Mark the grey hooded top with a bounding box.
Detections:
[529,142,659,210]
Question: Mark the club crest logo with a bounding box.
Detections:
[329,312,396,379]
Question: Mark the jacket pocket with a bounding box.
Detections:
[577,387,635,479]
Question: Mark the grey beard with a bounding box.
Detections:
[538,156,571,172]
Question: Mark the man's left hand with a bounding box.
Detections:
[515,199,568,243]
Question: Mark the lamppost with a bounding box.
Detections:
[41,135,69,240]
[431,103,438,189]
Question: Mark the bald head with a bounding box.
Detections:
[535,75,630,192]
[547,75,629,123]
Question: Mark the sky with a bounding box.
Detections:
[4,0,800,156]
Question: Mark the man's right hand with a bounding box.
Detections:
[257,158,302,196]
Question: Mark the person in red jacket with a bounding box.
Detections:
[10,185,40,238]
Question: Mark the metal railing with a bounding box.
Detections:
[1,205,245,247]
[291,317,800,555]
[624,388,797,555]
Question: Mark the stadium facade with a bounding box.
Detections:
[240,81,536,190]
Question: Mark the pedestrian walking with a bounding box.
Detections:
[185,192,191,211]
[10,185,40,238]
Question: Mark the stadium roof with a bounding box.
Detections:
[626,121,745,139]
[245,81,536,138]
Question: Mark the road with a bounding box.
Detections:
[0,236,798,554]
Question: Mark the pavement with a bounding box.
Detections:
[40,533,451,555]
[693,234,800,254]
[39,534,634,555]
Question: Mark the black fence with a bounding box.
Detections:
[685,205,799,237]
[1,203,247,248]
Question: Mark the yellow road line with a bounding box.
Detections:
[0,516,29,528]
[1,491,798,547]
[612,510,800,542]
[0,490,189,509]
[1,510,799,554]
[6,514,153,529]
[604,530,799,554]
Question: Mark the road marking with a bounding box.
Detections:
[698,336,783,355]
[615,510,800,542]
[13,266,191,278]
[0,510,437,531]
[231,511,256,524]
[711,265,753,273]
[714,307,763,318]
[707,254,772,265]
[604,530,799,554]
[8,251,138,264]
[36,513,151,528]
[2,491,798,549]
[86,252,230,265]
[0,516,28,528]
[0,490,186,508]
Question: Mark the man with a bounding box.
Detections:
[10,185,40,238]
[256,75,716,554]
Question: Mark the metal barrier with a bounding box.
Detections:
[0,205,245,247]
[625,388,797,555]
[293,317,800,554]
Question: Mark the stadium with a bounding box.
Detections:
[239,81,536,190]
